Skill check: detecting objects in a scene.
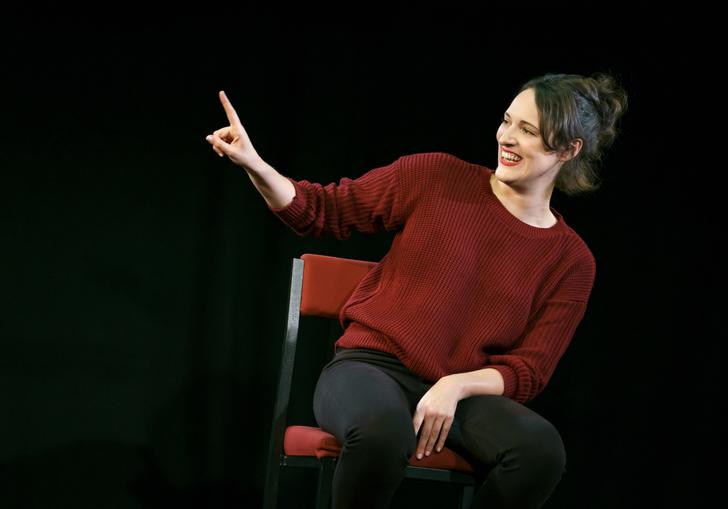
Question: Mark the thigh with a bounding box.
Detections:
[312,358,419,445]
[446,395,564,468]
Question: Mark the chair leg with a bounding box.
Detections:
[315,457,336,509]
[262,457,281,509]
[459,484,475,509]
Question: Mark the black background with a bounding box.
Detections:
[1,8,721,509]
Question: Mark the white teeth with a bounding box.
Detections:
[501,150,522,162]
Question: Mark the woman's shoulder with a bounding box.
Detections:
[558,226,597,275]
[397,152,489,177]
[398,151,467,166]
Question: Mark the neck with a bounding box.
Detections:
[490,174,556,227]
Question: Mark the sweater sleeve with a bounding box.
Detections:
[266,157,406,240]
[487,254,596,403]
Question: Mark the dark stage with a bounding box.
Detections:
[1,8,719,509]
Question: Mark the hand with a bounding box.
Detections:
[412,375,462,460]
[205,90,260,168]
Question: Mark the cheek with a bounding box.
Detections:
[532,153,558,168]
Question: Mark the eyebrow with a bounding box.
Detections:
[504,112,540,132]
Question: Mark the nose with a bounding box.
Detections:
[497,124,516,146]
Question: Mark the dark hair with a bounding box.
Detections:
[518,73,628,195]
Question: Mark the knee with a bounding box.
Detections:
[508,417,566,476]
[461,412,566,477]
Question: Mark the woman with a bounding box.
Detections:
[206,73,627,509]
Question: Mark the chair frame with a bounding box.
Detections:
[263,255,477,509]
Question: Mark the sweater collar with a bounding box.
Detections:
[482,167,568,238]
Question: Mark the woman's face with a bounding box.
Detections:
[494,88,565,191]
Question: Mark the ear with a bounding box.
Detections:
[559,138,583,162]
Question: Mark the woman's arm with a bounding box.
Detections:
[413,254,595,459]
[205,90,295,209]
[206,90,407,239]
[412,367,504,460]
[446,367,505,398]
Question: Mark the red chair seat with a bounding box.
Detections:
[284,425,474,474]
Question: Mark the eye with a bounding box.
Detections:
[521,127,536,136]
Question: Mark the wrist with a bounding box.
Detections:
[242,152,266,174]
[445,368,505,400]
[443,373,469,401]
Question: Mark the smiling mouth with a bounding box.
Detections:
[500,149,522,162]
[500,149,523,166]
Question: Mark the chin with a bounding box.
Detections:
[494,165,517,180]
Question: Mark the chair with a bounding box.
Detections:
[263,253,478,509]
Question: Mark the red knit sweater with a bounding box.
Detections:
[269,152,595,403]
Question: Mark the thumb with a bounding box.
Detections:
[206,134,234,159]
[413,409,424,435]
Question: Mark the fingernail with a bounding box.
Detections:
[416,453,422,460]
[425,451,430,456]
[436,447,441,452]
[206,135,212,141]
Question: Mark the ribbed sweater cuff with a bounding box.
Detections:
[491,365,519,400]
[267,178,308,229]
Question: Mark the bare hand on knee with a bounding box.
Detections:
[412,376,463,459]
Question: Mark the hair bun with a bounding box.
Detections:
[590,73,628,148]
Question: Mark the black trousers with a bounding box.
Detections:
[313,348,566,509]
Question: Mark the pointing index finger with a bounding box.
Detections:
[218,90,242,128]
